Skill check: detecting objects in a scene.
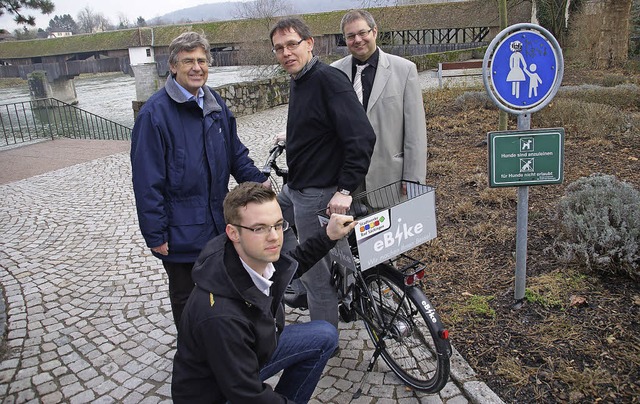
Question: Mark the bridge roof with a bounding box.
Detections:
[0,0,531,59]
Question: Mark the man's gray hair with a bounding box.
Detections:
[168,31,212,66]
[340,9,377,33]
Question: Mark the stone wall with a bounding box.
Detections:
[132,75,291,120]
[214,75,290,117]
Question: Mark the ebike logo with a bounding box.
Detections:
[373,217,424,252]
[422,300,438,324]
[355,210,391,240]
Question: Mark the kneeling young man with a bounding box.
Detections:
[172,182,356,403]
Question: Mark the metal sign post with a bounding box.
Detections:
[482,23,564,304]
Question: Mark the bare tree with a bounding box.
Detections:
[117,13,130,30]
[360,0,399,7]
[76,7,97,33]
[76,7,113,33]
[96,13,113,31]
[234,0,294,28]
[233,0,295,76]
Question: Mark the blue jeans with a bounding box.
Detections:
[259,321,338,403]
[278,184,339,327]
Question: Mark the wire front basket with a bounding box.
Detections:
[347,180,435,219]
[320,180,437,271]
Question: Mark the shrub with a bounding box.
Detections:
[454,90,495,111]
[601,74,628,87]
[551,174,640,281]
[536,98,631,139]
[556,84,640,110]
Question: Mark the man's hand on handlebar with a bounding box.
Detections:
[326,214,357,241]
[326,192,352,216]
[273,131,286,145]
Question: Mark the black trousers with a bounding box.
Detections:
[161,261,195,329]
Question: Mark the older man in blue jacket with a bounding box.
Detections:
[131,31,268,328]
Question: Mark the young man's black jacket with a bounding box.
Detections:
[171,230,337,403]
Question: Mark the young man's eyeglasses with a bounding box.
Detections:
[178,58,209,67]
[345,28,373,42]
[272,39,305,54]
[231,220,290,235]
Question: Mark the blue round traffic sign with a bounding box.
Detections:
[483,24,563,114]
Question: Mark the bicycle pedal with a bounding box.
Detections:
[338,303,356,323]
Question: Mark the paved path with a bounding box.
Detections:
[0,102,502,403]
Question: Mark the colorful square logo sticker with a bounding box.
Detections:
[355,209,391,241]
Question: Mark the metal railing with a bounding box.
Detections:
[0,98,131,147]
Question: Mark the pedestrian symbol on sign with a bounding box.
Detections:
[484,24,563,113]
[506,41,545,100]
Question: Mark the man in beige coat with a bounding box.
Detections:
[331,9,427,193]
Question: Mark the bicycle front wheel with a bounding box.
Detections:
[360,264,451,392]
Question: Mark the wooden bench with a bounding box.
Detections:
[437,60,484,88]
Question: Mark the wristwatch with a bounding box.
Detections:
[337,189,350,196]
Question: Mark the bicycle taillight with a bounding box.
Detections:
[404,267,425,286]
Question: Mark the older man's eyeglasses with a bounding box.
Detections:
[178,58,209,67]
[231,220,290,235]
[272,39,305,54]
[345,28,373,42]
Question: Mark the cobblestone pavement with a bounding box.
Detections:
[0,93,502,402]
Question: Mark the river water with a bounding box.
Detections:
[0,65,276,128]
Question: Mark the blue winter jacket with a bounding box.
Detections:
[131,77,266,263]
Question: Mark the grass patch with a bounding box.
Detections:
[450,294,496,322]
[429,160,457,177]
[0,78,27,89]
[554,360,619,402]
[525,269,588,309]
[494,356,533,387]
[448,200,476,222]
[478,187,516,208]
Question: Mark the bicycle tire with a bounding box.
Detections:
[360,264,451,392]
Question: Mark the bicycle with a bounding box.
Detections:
[262,142,451,396]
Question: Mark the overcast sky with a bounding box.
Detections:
[0,0,245,32]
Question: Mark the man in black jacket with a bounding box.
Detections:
[269,17,376,328]
[172,182,357,403]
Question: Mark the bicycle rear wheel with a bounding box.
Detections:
[360,264,451,392]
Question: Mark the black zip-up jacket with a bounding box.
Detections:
[286,61,376,193]
[171,231,336,403]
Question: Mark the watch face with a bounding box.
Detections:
[339,189,350,195]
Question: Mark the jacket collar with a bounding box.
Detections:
[192,234,299,312]
[164,75,222,115]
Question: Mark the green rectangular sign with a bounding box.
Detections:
[488,128,564,187]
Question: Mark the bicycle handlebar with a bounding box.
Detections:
[261,141,286,175]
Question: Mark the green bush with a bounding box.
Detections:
[551,174,640,281]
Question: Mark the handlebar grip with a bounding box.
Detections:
[261,141,286,174]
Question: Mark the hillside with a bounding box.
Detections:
[148,0,398,24]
